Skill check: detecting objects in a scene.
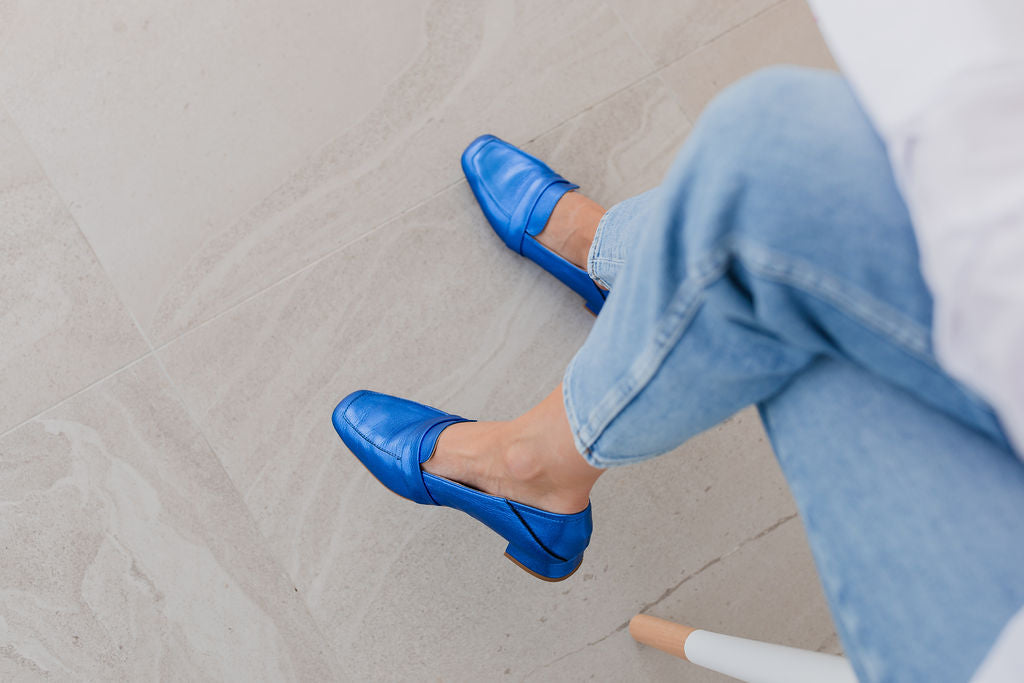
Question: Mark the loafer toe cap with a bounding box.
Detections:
[462,134,568,251]
[333,391,454,503]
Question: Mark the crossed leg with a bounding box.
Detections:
[428,66,1024,677]
[429,66,1008,511]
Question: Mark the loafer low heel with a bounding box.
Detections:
[504,543,584,582]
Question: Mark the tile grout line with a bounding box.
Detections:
[2,63,651,432]
[518,512,802,681]
[609,0,787,69]
[0,352,153,440]
[6,64,659,442]
[3,0,789,434]
[631,512,800,620]
[15,2,674,361]
[149,66,678,353]
[519,67,664,147]
[0,106,347,675]
[137,19,675,350]
[146,345,352,680]
[600,1,704,130]
[604,1,661,74]
[653,70,696,129]
[1,98,158,355]
[3,0,789,430]
[0,99,157,439]
[74,128,353,674]
[562,0,789,139]
[115,245,354,676]
[149,175,464,353]
[472,0,787,152]
[1,59,635,434]
[633,0,788,124]
[154,72,667,352]
[677,0,789,66]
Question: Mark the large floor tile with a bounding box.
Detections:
[659,0,837,122]
[322,408,807,681]
[523,514,840,681]
[610,0,779,68]
[156,72,689,580]
[0,112,147,434]
[0,356,340,680]
[157,75,833,677]
[0,0,652,344]
[522,75,691,202]
[157,174,602,674]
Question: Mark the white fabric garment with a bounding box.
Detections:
[806,2,1024,679]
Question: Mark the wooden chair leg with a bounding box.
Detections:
[629,614,857,683]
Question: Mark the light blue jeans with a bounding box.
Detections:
[563,67,1024,682]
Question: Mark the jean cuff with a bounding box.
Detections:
[587,206,626,291]
[561,353,607,468]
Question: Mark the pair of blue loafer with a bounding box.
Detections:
[332,135,602,581]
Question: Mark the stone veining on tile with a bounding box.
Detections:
[519,513,838,682]
[522,75,691,205]
[609,0,781,68]
[0,357,340,680]
[0,112,148,434]
[154,77,799,678]
[659,0,837,122]
[1,1,844,677]
[152,66,845,677]
[630,512,800,621]
[0,1,653,344]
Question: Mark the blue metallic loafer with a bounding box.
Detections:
[462,134,607,315]
[332,390,593,581]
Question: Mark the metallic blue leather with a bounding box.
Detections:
[462,134,607,315]
[333,390,593,580]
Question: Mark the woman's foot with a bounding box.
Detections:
[422,196,607,513]
[422,385,603,514]
[534,191,606,271]
[462,135,608,313]
[333,388,594,579]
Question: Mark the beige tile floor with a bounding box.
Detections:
[0,1,839,680]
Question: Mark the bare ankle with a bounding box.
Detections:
[430,388,603,514]
[500,400,603,512]
[536,192,605,270]
[502,434,546,485]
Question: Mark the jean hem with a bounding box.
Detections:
[566,248,730,466]
[587,202,627,290]
[564,358,663,468]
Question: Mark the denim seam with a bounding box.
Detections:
[569,236,942,468]
[734,240,938,369]
[571,249,731,465]
[563,353,603,464]
[589,258,625,291]
[587,209,615,284]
